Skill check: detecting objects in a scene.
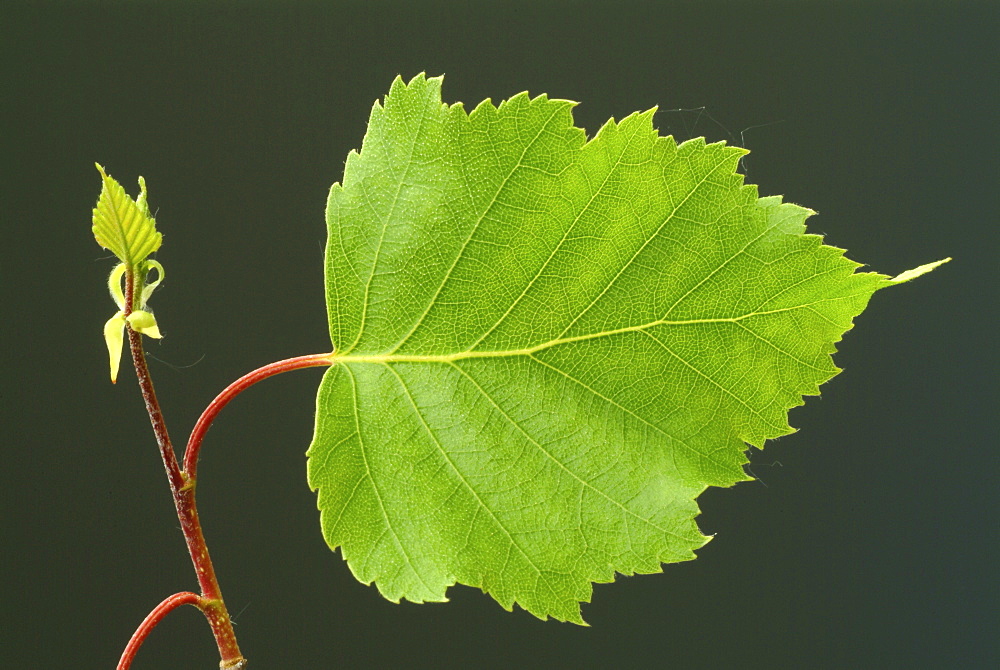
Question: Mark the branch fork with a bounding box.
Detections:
[115,262,333,669]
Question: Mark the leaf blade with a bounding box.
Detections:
[309,74,941,622]
[92,164,162,266]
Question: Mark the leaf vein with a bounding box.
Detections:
[555,149,735,339]
[452,361,687,541]
[347,101,432,354]
[387,104,566,355]
[731,321,828,372]
[465,121,642,352]
[526,354,728,474]
[659,215,780,321]
[638,329,787,434]
[385,363,561,604]
[345,365,435,594]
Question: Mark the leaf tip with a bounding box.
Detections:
[887,257,951,285]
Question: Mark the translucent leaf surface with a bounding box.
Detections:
[92,164,161,266]
[308,74,936,622]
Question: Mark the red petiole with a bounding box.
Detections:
[183,352,334,479]
[117,592,202,669]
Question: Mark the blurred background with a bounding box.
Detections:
[2,1,996,668]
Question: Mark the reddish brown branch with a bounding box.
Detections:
[118,262,331,667]
[117,592,203,670]
[182,352,334,478]
[123,269,185,493]
[122,266,246,669]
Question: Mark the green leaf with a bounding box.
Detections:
[92,164,162,266]
[308,74,944,623]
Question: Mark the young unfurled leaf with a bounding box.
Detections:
[101,258,165,383]
[93,164,162,267]
[103,303,163,384]
[126,310,162,338]
[307,74,946,623]
[103,311,128,384]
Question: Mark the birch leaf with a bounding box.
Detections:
[92,164,161,267]
[307,74,945,623]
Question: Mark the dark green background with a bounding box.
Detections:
[3,1,996,668]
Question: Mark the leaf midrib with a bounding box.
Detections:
[97,175,157,264]
[329,294,865,365]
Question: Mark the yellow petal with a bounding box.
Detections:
[104,312,126,383]
[127,310,162,338]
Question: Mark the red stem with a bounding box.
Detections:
[182,352,334,478]
[117,592,203,670]
[122,266,247,669]
[118,260,332,667]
